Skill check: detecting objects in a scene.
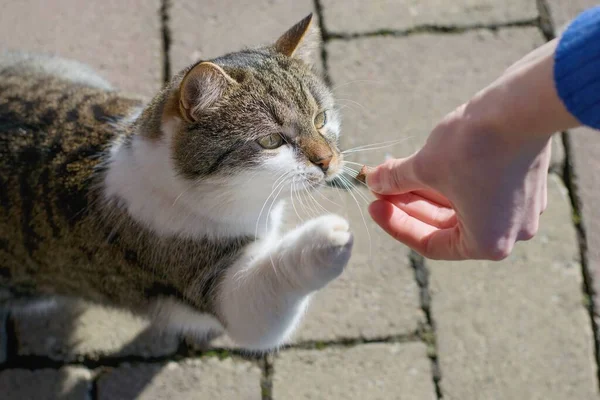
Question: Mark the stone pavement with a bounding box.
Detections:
[1,0,599,399]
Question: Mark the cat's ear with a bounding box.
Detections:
[178,62,237,122]
[274,13,320,64]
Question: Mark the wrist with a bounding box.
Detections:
[460,42,578,147]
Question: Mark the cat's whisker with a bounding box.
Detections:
[342,137,413,155]
[255,171,291,238]
[342,165,359,174]
[294,181,308,223]
[342,160,374,168]
[312,183,342,208]
[304,182,328,215]
[266,180,289,275]
[331,177,347,204]
[303,188,319,218]
[343,138,411,152]
[335,103,359,114]
[341,166,369,189]
[338,174,373,260]
[297,180,318,218]
[331,79,387,92]
[265,178,288,234]
[339,173,370,205]
[336,105,352,113]
[336,98,367,112]
[301,182,320,219]
[289,179,303,223]
[339,169,367,197]
[294,180,311,218]
[272,170,292,190]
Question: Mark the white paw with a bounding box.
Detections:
[288,214,354,291]
[295,214,352,246]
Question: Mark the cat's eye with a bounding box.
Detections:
[314,111,328,129]
[257,133,284,149]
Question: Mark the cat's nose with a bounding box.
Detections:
[314,154,333,173]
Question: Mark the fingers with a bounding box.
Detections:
[412,189,453,208]
[368,200,466,260]
[366,155,422,195]
[375,192,457,229]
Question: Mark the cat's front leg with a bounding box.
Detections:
[217,214,353,351]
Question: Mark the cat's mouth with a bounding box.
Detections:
[324,166,342,183]
[323,159,358,190]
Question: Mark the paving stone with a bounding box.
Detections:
[547,0,600,324]
[570,127,600,324]
[327,28,545,160]
[272,343,436,400]
[97,358,261,400]
[549,133,565,172]
[0,0,162,97]
[321,0,537,34]
[0,367,91,400]
[291,185,425,341]
[546,0,598,32]
[12,300,179,361]
[169,0,320,75]
[429,176,598,399]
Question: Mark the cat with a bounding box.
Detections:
[0,14,354,351]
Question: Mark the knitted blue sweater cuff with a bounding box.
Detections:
[554,6,600,129]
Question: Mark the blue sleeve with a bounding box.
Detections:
[554,6,600,129]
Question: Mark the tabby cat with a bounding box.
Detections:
[0,14,353,350]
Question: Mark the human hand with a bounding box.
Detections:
[365,37,581,261]
[366,107,552,260]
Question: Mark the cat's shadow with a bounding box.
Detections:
[1,300,218,400]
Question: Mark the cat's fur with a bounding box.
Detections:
[0,14,353,350]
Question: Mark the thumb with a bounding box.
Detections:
[366,155,423,195]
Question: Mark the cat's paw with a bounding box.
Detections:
[288,214,354,291]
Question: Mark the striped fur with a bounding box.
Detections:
[0,15,353,350]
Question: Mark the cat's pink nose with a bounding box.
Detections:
[315,154,333,173]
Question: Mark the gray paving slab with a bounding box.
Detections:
[570,127,600,323]
[169,0,319,75]
[546,0,598,32]
[97,358,261,400]
[0,367,91,400]
[272,342,436,400]
[321,0,537,34]
[549,133,565,172]
[429,176,598,399]
[0,0,162,97]
[327,28,545,160]
[548,0,600,362]
[12,300,179,361]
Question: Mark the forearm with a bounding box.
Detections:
[460,6,600,143]
[465,39,578,144]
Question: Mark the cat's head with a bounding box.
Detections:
[159,14,341,188]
